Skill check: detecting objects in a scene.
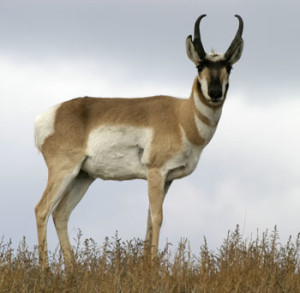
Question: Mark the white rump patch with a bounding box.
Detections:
[82,125,153,180]
[34,104,60,151]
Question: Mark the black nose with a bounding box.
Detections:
[208,87,222,101]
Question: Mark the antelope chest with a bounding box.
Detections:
[163,127,203,181]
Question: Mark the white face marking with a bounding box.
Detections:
[34,104,60,151]
[82,125,153,180]
[194,114,217,145]
[198,76,210,101]
[222,78,228,99]
[206,52,225,62]
[193,90,223,124]
[198,74,228,105]
[197,53,229,104]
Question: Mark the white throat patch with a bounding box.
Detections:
[193,90,222,125]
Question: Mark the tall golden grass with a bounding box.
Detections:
[1,226,300,292]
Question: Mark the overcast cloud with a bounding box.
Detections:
[0,0,299,253]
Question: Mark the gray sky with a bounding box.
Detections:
[0,0,300,253]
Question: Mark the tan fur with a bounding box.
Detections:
[35,77,225,268]
[42,85,215,168]
[34,12,244,267]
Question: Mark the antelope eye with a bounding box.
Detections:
[226,65,233,74]
[197,64,204,72]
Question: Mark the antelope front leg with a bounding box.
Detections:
[145,180,172,243]
[147,168,166,258]
[145,208,153,243]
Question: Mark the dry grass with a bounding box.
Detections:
[1,226,300,292]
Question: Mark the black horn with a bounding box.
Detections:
[225,15,244,60]
[193,14,207,59]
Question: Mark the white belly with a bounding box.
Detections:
[82,125,153,180]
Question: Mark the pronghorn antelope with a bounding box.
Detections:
[34,14,244,267]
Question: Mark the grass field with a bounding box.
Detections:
[1,226,300,292]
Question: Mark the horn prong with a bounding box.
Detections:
[225,15,244,60]
[193,14,207,59]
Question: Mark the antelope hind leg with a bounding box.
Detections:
[52,170,94,267]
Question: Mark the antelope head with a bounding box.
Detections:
[186,15,244,105]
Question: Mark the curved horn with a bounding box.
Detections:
[193,14,207,59]
[225,15,244,60]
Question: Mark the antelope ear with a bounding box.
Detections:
[228,38,244,65]
[186,35,201,65]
